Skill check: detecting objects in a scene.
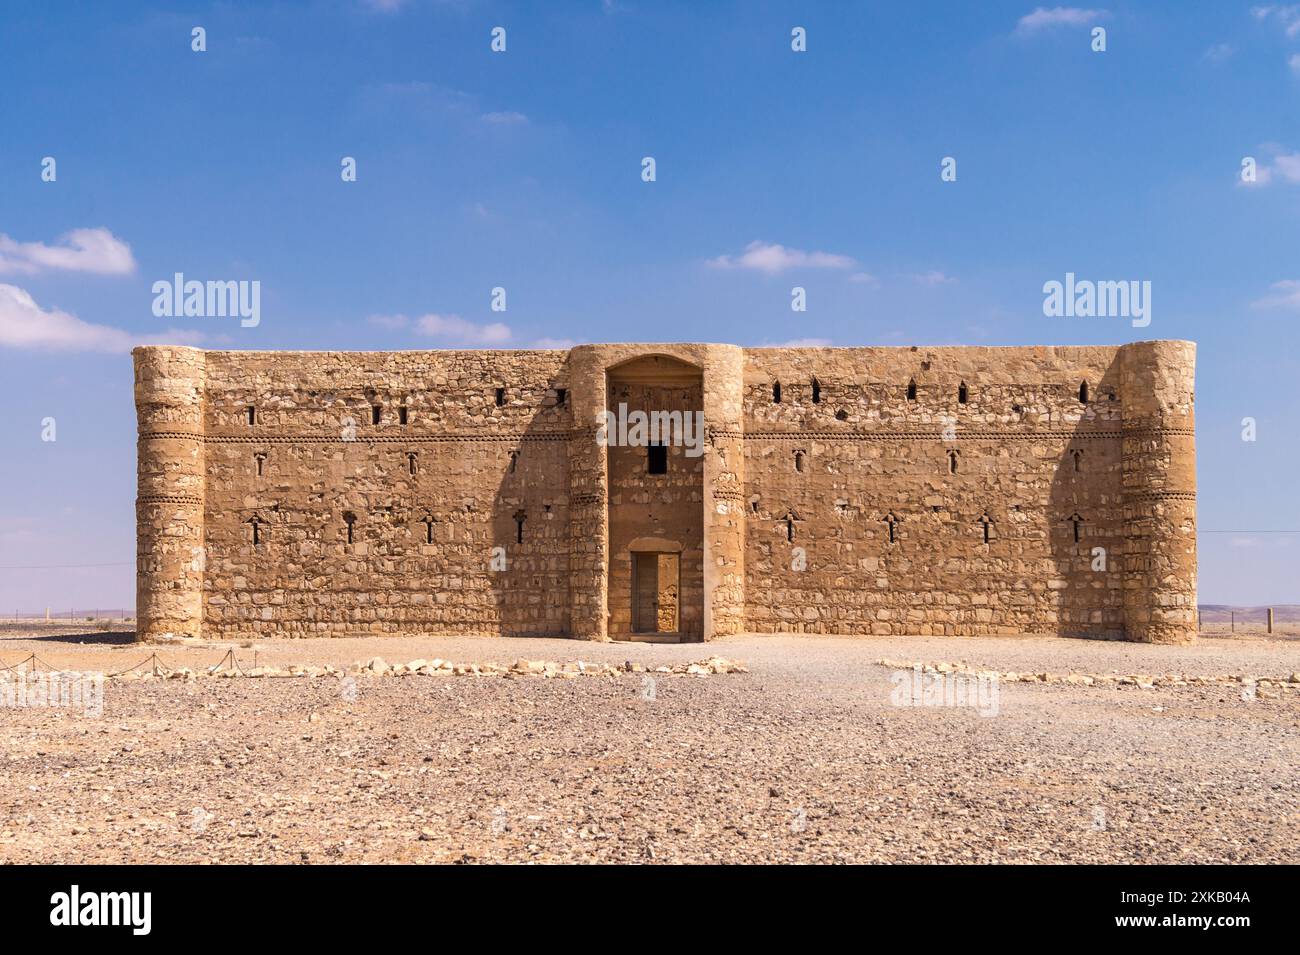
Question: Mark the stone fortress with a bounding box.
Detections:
[134,341,1197,645]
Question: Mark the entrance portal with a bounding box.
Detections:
[605,354,705,640]
[631,552,680,635]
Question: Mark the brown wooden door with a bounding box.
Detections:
[632,553,658,633]
[632,552,680,634]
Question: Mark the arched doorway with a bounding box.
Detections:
[604,355,705,640]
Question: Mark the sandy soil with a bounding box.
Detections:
[0,625,1296,864]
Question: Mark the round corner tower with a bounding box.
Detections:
[1119,340,1197,644]
[134,345,207,642]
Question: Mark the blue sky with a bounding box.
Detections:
[0,0,1297,611]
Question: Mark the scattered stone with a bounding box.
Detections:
[874,659,1300,698]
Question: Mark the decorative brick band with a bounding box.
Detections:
[1124,490,1197,503]
[143,430,572,445]
[1121,427,1195,437]
[746,428,1127,441]
[144,425,1194,446]
[137,494,203,506]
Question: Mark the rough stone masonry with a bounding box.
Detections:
[133,341,1197,644]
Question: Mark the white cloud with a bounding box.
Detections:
[0,228,136,276]
[481,111,528,125]
[368,312,512,346]
[1202,43,1235,63]
[706,240,857,274]
[1252,5,1300,37]
[1277,153,1300,179]
[848,272,880,286]
[364,83,526,127]
[910,270,957,286]
[1014,7,1108,35]
[1290,52,1300,75]
[1253,280,1300,310]
[533,337,578,349]
[0,284,200,352]
[1251,279,1300,309]
[1240,146,1300,187]
[367,313,410,330]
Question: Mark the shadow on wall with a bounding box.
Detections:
[487,354,575,636]
[1046,354,1126,640]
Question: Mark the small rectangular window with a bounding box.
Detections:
[647,443,668,474]
[398,406,408,425]
[495,387,505,407]
[372,405,382,425]
[246,406,256,426]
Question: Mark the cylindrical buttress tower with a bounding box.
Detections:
[134,346,207,642]
[1119,340,1197,644]
[701,345,746,639]
[565,346,610,639]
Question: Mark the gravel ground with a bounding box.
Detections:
[0,626,1296,864]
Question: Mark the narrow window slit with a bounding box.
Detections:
[495,387,505,407]
[246,406,256,426]
[344,513,356,545]
[884,513,899,544]
[647,443,667,474]
[1079,381,1089,403]
[407,452,418,476]
[772,381,782,404]
[907,379,917,401]
[958,382,968,405]
[811,378,820,404]
[399,406,409,425]
[371,405,381,425]
[514,510,526,544]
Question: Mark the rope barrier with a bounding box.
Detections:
[0,654,35,674]
[1,648,252,679]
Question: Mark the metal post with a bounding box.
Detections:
[1268,608,1274,634]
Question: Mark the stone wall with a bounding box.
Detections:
[741,346,1129,637]
[133,340,1197,643]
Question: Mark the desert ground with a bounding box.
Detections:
[0,623,1296,864]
